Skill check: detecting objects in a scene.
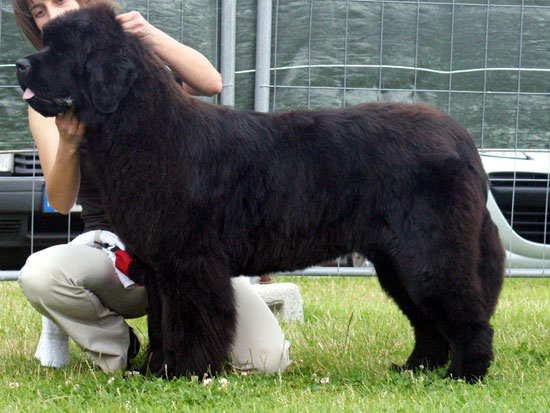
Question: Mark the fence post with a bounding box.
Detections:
[220,0,236,107]
[255,0,272,112]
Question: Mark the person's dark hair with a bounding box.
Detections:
[13,0,96,50]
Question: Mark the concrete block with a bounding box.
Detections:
[252,282,304,322]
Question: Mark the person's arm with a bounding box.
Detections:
[116,12,223,97]
[29,106,84,214]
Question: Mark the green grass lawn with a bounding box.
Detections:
[1,276,549,412]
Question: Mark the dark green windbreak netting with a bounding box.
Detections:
[1,0,549,150]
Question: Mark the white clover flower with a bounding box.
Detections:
[320,377,330,384]
[107,377,115,385]
[219,378,229,389]
[9,382,20,388]
[240,371,249,376]
[203,378,213,387]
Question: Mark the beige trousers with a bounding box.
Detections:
[18,244,290,374]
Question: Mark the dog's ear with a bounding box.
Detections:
[86,53,137,114]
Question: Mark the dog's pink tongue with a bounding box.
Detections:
[22,88,35,100]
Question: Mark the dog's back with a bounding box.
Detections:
[184,102,488,274]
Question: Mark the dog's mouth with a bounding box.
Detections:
[20,86,74,117]
[22,87,74,107]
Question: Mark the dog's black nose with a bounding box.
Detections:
[15,58,32,73]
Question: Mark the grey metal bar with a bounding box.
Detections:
[307,0,314,109]
[274,266,376,277]
[508,1,526,270]
[543,145,550,271]
[378,0,385,102]
[343,0,350,107]
[255,0,273,113]
[0,271,19,281]
[448,0,456,114]
[2,267,550,281]
[413,0,420,102]
[30,145,37,254]
[215,0,220,79]
[480,0,491,149]
[271,0,280,111]
[260,85,550,96]
[180,0,185,44]
[0,0,3,53]
[220,0,236,107]
[272,266,550,278]
[273,266,550,278]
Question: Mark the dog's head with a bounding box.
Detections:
[16,3,137,118]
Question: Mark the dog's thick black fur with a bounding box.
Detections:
[17,3,505,382]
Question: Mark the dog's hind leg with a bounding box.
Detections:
[157,257,237,378]
[370,251,450,371]
[441,209,504,382]
[434,293,495,383]
[400,228,495,382]
[383,157,502,382]
[375,242,496,382]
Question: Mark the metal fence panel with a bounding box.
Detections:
[1,0,550,277]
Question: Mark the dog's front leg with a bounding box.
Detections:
[158,259,237,378]
[141,281,166,376]
[126,259,166,376]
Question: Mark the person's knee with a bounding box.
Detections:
[255,339,291,374]
[18,247,65,306]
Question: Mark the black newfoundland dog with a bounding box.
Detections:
[16,3,504,382]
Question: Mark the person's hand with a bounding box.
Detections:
[116,11,157,46]
[55,108,85,147]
